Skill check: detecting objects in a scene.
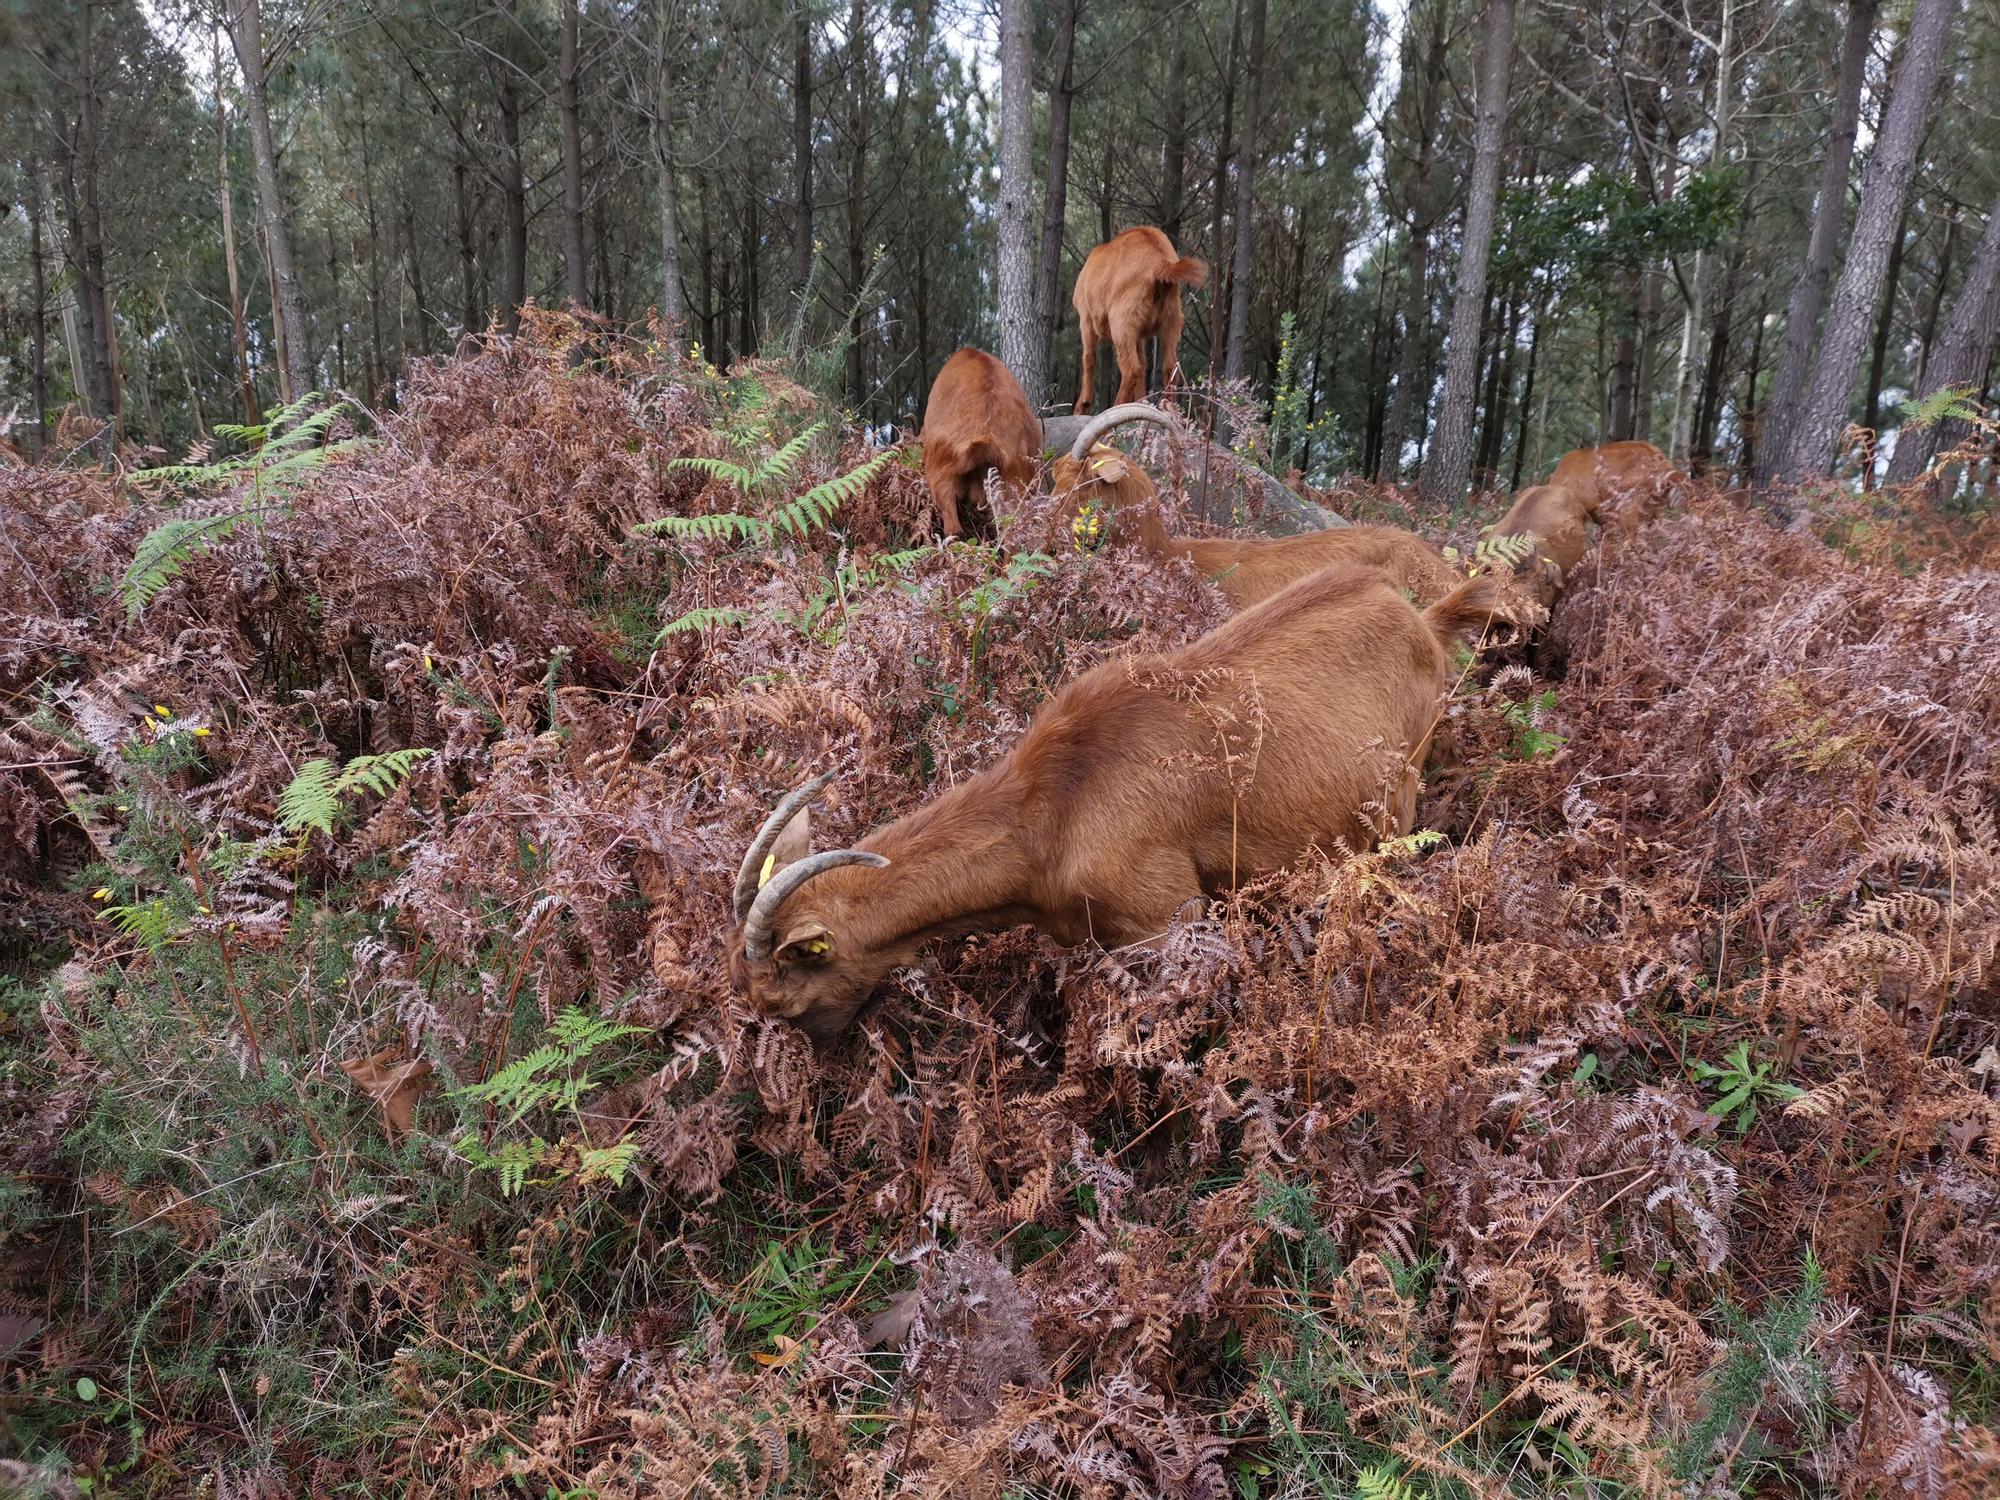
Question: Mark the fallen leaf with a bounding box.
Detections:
[749,1333,805,1368]
[862,1287,923,1350]
[340,1048,435,1138]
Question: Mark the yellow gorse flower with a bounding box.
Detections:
[92,887,113,900]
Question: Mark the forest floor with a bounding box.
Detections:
[2,314,1998,1499]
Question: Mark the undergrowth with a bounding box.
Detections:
[1,311,1995,1498]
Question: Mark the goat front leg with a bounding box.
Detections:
[1079,845,1205,949]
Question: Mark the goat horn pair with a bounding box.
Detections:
[1068,403,1180,461]
[732,772,888,962]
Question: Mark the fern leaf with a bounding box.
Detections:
[632,511,771,543]
[667,455,757,493]
[121,509,257,616]
[549,1008,647,1057]
[276,758,341,836]
[770,450,895,538]
[654,606,750,642]
[580,1140,642,1188]
[332,748,433,799]
[1354,1465,1417,1500]
[751,422,826,488]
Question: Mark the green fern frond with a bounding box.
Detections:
[332,748,433,799]
[98,899,181,952]
[632,511,771,543]
[549,1010,648,1057]
[455,1046,567,1124]
[654,607,750,642]
[667,455,757,493]
[277,759,341,836]
[1355,1465,1418,1500]
[579,1140,642,1188]
[1473,531,1539,568]
[770,449,895,537]
[121,509,257,616]
[1900,384,1983,430]
[752,422,826,487]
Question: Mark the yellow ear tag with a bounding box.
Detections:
[806,937,831,956]
[759,852,776,888]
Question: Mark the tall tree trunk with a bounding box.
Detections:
[1861,199,1913,451]
[494,0,528,332]
[698,177,715,354]
[26,159,50,443]
[360,121,386,399]
[56,0,117,423]
[997,0,1039,399]
[652,10,685,329]
[1036,0,1080,384]
[842,0,869,402]
[1510,292,1547,489]
[213,25,259,421]
[1669,0,1738,459]
[1203,0,1241,426]
[327,223,347,385]
[559,0,588,308]
[1607,280,1638,440]
[1913,206,1959,391]
[792,5,814,296]
[1223,0,1267,382]
[1376,0,1445,479]
[1886,191,2000,486]
[1779,0,1958,481]
[1160,14,1187,243]
[229,0,311,398]
[403,200,431,348]
[453,149,479,333]
[1757,0,1878,482]
[1419,0,1516,503]
[1361,256,1391,478]
[1740,290,1768,480]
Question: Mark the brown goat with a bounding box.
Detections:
[1482,482,1598,609]
[725,565,1521,1036]
[1545,440,1687,537]
[1072,227,1208,415]
[919,348,1042,538]
[1050,405,1462,611]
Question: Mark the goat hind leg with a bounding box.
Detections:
[1112,329,1147,406]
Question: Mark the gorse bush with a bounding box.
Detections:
[2,315,1995,1497]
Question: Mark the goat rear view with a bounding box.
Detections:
[1051,405,1462,610]
[919,348,1041,539]
[1545,440,1687,537]
[1072,227,1207,415]
[723,566,1524,1037]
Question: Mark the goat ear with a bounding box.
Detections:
[774,920,835,966]
[758,806,813,889]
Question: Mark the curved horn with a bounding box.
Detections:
[741,850,890,961]
[1068,403,1180,461]
[732,770,838,924]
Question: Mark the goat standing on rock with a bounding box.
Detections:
[1072,227,1208,414]
[725,566,1528,1037]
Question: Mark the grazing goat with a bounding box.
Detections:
[919,349,1042,539]
[1482,481,1598,610]
[726,565,1521,1036]
[1072,227,1208,415]
[1545,440,1686,536]
[1051,405,1462,611]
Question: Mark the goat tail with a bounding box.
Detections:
[1161,256,1209,289]
[1422,570,1541,648]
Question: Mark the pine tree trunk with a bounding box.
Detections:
[403,200,431,347]
[213,25,258,421]
[1757,0,1877,482]
[229,0,311,398]
[1203,0,1241,426]
[494,0,529,333]
[1376,2,1445,479]
[26,159,50,444]
[1510,293,1548,489]
[1036,0,1079,382]
[453,149,479,333]
[58,0,118,423]
[1419,0,1516,503]
[1669,0,1738,460]
[1886,191,2000,485]
[1223,0,1267,382]
[793,7,814,295]
[560,0,588,308]
[1779,0,1958,481]
[1160,15,1187,243]
[1861,199,1913,450]
[1914,207,1961,391]
[843,0,869,402]
[653,9,685,329]
[997,0,1039,400]
[1740,291,1768,481]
